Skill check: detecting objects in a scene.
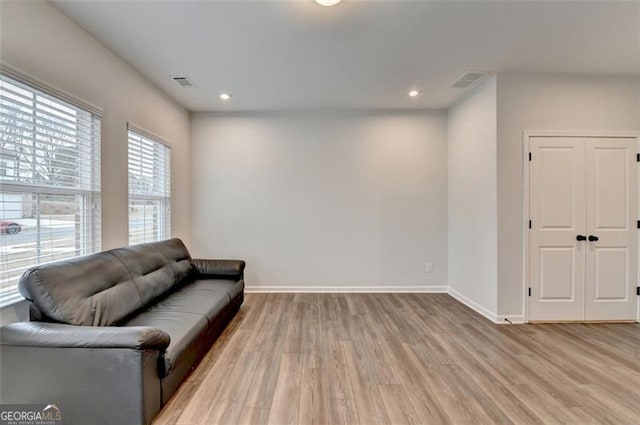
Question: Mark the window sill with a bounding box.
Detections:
[0,298,29,325]
[0,293,26,308]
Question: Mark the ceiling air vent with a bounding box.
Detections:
[171,76,193,87]
[450,71,488,89]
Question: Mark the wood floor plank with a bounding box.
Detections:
[196,350,261,425]
[298,367,329,425]
[377,340,450,424]
[153,294,640,425]
[243,296,289,409]
[341,340,391,425]
[377,384,419,425]
[429,330,543,424]
[237,407,270,425]
[152,382,198,425]
[322,319,354,400]
[301,294,324,369]
[327,398,359,425]
[266,352,303,425]
[174,329,254,425]
[283,297,304,354]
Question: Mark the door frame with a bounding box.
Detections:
[522,130,640,323]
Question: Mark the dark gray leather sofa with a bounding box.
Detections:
[0,238,244,425]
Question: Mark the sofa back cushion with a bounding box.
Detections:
[109,239,193,306]
[18,239,193,326]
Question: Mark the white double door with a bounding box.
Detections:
[529,136,638,321]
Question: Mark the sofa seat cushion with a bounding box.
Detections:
[124,309,208,377]
[187,279,244,301]
[153,286,230,324]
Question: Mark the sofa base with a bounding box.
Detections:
[0,346,162,425]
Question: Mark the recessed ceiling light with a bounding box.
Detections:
[219,93,231,100]
[314,0,342,6]
[408,90,420,98]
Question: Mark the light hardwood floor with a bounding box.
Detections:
[152,293,640,425]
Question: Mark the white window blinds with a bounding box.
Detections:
[0,72,101,306]
[128,127,170,245]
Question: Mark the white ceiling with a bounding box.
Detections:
[53,0,639,112]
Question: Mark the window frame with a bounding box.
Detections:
[0,68,102,307]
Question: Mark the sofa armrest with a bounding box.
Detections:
[0,322,170,350]
[191,259,246,280]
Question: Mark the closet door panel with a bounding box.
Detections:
[584,138,637,321]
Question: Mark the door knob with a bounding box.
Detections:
[588,235,599,242]
[576,235,587,241]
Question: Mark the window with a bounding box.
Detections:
[128,127,170,245]
[0,160,13,177]
[0,72,101,306]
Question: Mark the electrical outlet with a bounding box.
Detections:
[425,262,433,273]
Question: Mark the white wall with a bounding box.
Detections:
[497,73,640,317]
[0,1,191,250]
[447,77,498,316]
[191,111,447,289]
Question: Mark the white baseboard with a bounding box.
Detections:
[446,287,498,323]
[244,285,448,294]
